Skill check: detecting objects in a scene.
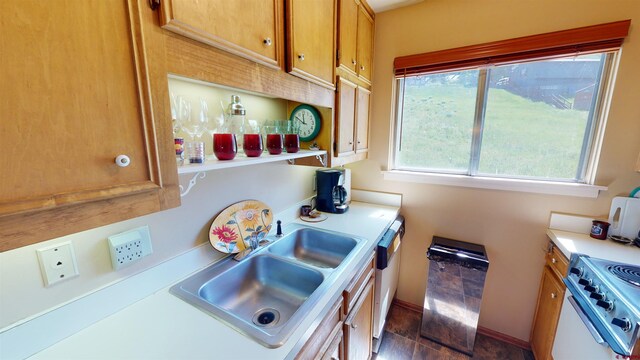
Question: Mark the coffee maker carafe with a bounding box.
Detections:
[316,169,349,214]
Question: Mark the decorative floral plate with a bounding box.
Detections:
[209,200,273,254]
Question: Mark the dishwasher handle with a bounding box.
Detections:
[376,216,404,270]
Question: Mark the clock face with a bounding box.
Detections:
[291,105,321,142]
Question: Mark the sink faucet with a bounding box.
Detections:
[233,231,271,262]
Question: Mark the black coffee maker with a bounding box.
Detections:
[316,169,349,214]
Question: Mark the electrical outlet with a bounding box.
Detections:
[108,226,153,270]
[37,242,79,287]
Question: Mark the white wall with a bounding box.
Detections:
[0,78,318,330]
[349,0,640,342]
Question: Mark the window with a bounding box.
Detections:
[390,20,629,192]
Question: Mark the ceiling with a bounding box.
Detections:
[366,0,424,13]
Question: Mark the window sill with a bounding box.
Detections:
[382,170,607,198]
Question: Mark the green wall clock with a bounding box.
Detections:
[290,104,321,142]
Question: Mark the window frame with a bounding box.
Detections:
[391,52,618,184]
[386,21,630,197]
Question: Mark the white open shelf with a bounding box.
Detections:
[177,149,327,175]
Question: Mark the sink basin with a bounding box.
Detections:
[199,254,324,326]
[170,254,326,348]
[170,225,363,348]
[268,227,358,268]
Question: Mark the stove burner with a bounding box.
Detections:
[608,264,640,287]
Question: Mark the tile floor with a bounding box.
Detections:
[373,304,534,360]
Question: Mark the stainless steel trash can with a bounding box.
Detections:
[420,236,489,356]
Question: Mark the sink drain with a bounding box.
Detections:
[252,308,280,327]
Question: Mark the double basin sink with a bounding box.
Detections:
[170,224,364,348]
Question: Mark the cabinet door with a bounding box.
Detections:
[159,0,282,69]
[356,7,374,83]
[530,266,565,360]
[0,0,161,218]
[296,297,343,360]
[336,77,357,156]
[287,0,336,89]
[355,87,370,152]
[344,278,374,360]
[337,0,358,75]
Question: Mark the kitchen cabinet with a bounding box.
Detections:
[297,251,375,359]
[158,0,284,70]
[355,6,374,83]
[355,87,370,152]
[337,0,374,84]
[343,252,375,360]
[0,0,178,251]
[286,0,337,89]
[336,77,357,156]
[530,242,568,360]
[296,297,344,360]
[335,77,370,160]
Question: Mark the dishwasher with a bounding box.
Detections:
[372,215,405,353]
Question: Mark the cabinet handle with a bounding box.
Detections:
[115,155,131,167]
[348,141,353,145]
[551,258,557,264]
[351,59,356,65]
[357,140,361,144]
[360,65,365,71]
[263,38,272,46]
[298,54,305,61]
[551,292,557,299]
[351,323,358,329]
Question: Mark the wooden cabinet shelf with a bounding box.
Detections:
[178,150,327,175]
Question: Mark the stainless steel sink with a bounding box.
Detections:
[199,255,324,327]
[170,224,364,348]
[268,227,358,268]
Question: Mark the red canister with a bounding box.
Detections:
[590,220,610,240]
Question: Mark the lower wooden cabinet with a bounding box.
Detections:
[344,278,374,360]
[530,242,568,360]
[298,252,375,360]
[296,297,344,360]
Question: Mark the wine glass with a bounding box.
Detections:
[180,97,207,141]
[169,92,180,136]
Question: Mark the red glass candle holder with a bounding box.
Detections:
[284,134,300,153]
[243,134,263,157]
[266,134,283,155]
[213,133,237,160]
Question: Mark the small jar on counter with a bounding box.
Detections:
[590,220,610,240]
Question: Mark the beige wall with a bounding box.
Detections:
[349,0,640,342]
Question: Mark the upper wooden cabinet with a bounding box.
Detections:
[0,0,178,251]
[355,86,370,153]
[337,0,374,84]
[159,0,284,70]
[335,77,370,162]
[338,0,359,75]
[336,77,357,156]
[356,7,374,82]
[286,0,337,89]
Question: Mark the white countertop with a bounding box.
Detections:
[26,202,400,360]
[546,229,640,266]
